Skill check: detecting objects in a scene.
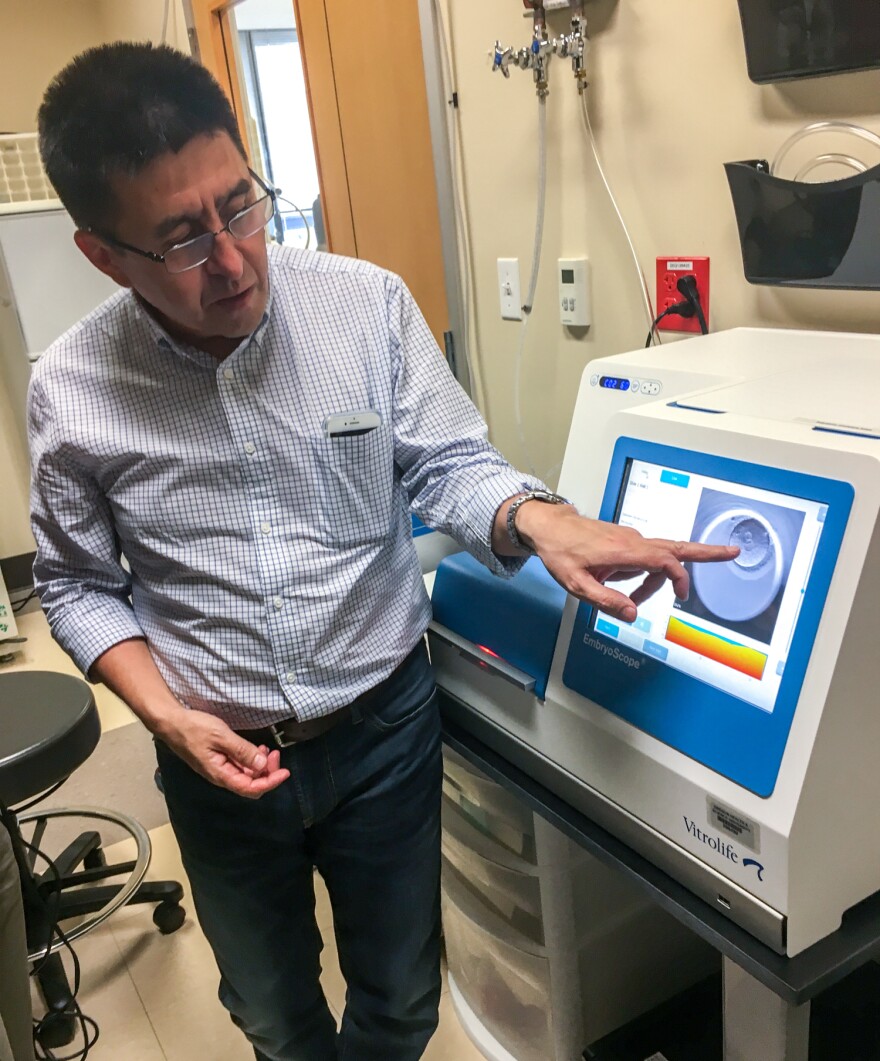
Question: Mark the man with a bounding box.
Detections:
[31,43,735,1061]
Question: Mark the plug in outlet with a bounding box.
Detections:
[656,256,709,334]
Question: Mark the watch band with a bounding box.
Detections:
[506,490,571,554]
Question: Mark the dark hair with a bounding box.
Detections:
[38,42,247,230]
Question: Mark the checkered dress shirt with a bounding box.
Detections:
[29,245,540,726]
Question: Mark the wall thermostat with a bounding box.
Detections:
[558,257,591,328]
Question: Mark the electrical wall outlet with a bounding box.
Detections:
[497,258,522,320]
[655,256,710,334]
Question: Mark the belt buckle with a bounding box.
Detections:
[268,721,298,749]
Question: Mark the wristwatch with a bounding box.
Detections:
[506,490,571,554]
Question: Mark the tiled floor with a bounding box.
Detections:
[13,606,485,1060]
[34,825,485,1060]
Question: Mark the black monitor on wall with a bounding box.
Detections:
[737,0,880,83]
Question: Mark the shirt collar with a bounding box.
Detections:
[132,283,274,367]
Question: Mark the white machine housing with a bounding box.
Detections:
[433,327,880,957]
[0,207,118,450]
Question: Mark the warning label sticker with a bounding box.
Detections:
[708,797,760,854]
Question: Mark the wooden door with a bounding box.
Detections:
[189,0,450,346]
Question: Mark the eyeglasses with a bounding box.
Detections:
[93,170,277,275]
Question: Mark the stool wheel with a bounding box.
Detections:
[153,900,186,934]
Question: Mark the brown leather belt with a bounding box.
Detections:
[237,702,352,749]
[236,646,420,749]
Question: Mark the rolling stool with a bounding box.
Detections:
[0,671,185,1051]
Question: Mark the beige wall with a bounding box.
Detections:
[0,0,190,132]
[442,0,880,484]
[0,0,105,133]
[97,0,189,50]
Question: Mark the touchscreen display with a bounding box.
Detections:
[591,459,828,713]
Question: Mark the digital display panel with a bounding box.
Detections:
[561,268,575,284]
[591,459,827,713]
[600,376,631,392]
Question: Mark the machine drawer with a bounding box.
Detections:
[444,747,536,832]
[442,892,553,1061]
[441,791,537,874]
[442,825,544,945]
[442,750,537,863]
[440,788,537,865]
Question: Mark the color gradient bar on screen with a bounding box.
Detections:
[665,616,767,680]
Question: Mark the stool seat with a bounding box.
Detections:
[0,671,100,805]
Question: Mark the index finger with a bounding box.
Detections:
[668,541,740,564]
[648,541,739,600]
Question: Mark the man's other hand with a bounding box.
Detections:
[162,710,290,798]
[506,500,739,623]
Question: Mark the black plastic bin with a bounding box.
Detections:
[724,159,880,291]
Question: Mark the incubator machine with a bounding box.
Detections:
[431,326,880,958]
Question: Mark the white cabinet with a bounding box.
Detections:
[441,748,718,1060]
[0,207,119,402]
[0,204,118,554]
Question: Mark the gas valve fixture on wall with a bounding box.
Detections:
[490,1,589,96]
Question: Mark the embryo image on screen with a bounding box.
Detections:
[675,488,805,645]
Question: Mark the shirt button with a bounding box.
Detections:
[244,441,256,455]
[260,522,271,535]
[286,672,297,684]
[223,367,234,380]
[273,596,283,610]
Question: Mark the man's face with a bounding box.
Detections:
[78,132,269,358]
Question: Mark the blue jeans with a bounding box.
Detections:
[155,643,442,1061]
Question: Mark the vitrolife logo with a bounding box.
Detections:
[583,633,641,669]
[683,817,767,882]
[683,817,739,863]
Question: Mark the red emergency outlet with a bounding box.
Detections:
[656,256,710,334]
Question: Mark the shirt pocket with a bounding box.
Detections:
[312,424,394,547]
